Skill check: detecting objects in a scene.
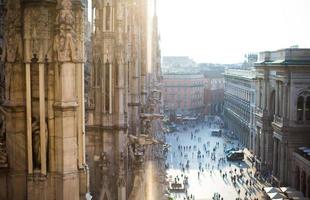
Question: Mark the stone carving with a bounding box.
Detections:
[24,8,49,61]
[117,177,126,187]
[31,116,48,170]
[53,0,76,62]
[142,119,151,135]
[3,1,23,63]
[75,8,84,61]
[128,134,159,146]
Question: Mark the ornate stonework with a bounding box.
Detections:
[0,0,163,199]
[0,0,89,199]
[3,1,23,63]
[54,0,77,62]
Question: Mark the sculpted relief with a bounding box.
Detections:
[31,116,48,170]
[24,8,49,61]
[3,3,23,63]
[53,0,77,62]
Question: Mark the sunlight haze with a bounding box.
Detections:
[158,0,310,63]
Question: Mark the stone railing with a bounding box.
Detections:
[225,69,256,79]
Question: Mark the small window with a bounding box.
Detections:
[297,96,304,121]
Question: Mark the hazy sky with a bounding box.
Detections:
[157,0,310,63]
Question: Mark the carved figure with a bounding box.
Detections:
[31,116,48,170]
[54,0,76,62]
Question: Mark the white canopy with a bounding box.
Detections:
[280,187,297,193]
[268,192,288,199]
[272,198,289,200]
[264,187,283,194]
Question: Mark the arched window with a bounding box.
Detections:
[297,96,304,121]
[306,96,310,120]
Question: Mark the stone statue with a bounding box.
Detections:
[31,116,48,170]
[31,117,40,169]
[53,0,76,62]
[145,120,151,132]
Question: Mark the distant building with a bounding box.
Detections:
[162,56,197,74]
[163,74,204,115]
[223,54,257,150]
[162,56,196,68]
[203,71,224,116]
[224,69,256,149]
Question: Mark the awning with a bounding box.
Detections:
[268,192,288,199]
[264,187,282,194]
[280,187,297,193]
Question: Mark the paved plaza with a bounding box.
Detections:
[165,119,269,200]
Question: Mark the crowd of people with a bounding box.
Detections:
[165,117,268,200]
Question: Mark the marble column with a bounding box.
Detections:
[283,83,288,119]
[272,139,277,176]
[256,129,261,159]
[279,81,283,117]
[280,142,285,183]
[260,131,265,163]
[277,142,281,177]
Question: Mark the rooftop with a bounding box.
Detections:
[163,73,204,79]
[224,69,256,79]
[256,48,310,66]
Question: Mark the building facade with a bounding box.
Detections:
[254,49,310,192]
[224,69,256,149]
[203,72,224,116]
[0,0,163,199]
[162,56,196,74]
[163,74,204,115]
[0,0,89,199]
[85,0,164,199]
[292,150,310,198]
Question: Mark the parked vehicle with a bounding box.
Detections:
[211,129,222,137]
[224,147,238,154]
[227,150,244,161]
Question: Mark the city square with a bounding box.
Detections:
[0,0,310,199]
[165,118,268,200]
